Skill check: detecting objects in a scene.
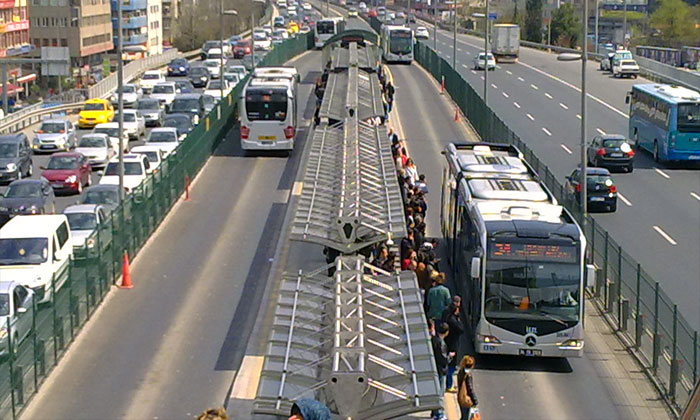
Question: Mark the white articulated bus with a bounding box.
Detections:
[441,143,595,358]
[315,17,346,48]
[239,67,299,153]
[380,25,413,63]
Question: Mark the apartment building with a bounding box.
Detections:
[162,0,176,45]
[111,0,162,58]
[0,0,31,57]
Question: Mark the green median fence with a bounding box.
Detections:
[413,40,696,416]
[0,31,313,420]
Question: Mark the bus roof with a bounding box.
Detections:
[633,84,700,104]
[318,17,344,23]
[384,25,411,31]
[247,77,294,88]
[253,67,298,78]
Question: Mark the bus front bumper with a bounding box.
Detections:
[476,338,584,358]
[241,138,293,151]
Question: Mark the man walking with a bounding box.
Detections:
[431,322,453,420]
[442,295,464,392]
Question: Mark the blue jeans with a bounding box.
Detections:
[430,373,446,418]
[446,364,457,389]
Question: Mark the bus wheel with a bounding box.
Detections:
[653,140,660,162]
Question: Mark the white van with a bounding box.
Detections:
[0,215,72,304]
[240,67,299,153]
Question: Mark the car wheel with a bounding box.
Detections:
[653,140,660,162]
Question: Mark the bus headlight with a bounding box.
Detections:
[479,335,501,345]
[558,339,584,349]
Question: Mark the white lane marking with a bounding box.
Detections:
[542,127,552,136]
[653,226,678,246]
[496,65,502,69]
[654,168,670,179]
[518,76,525,82]
[458,47,463,51]
[471,70,477,75]
[691,192,700,202]
[502,92,509,98]
[576,114,582,119]
[517,61,629,119]
[596,128,607,135]
[292,181,303,196]
[560,103,569,110]
[617,192,632,207]
[462,64,469,68]
[480,76,485,80]
[527,113,535,121]
[491,83,498,89]
[506,70,513,75]
[513,101,521,108]
[560,144,572,154]
[545,93,553,99]
[530,84,539,90]
[465,51,471,55]
[230,355,265,399]
[445,55,451,59]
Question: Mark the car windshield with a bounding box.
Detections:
[224,74,239,84]
[254,33,267,41]
[176,82,193,91]
[478,53,494,60]
[171,59,187,66]
[83,103,105,111]
[94,127,119,137]
[114,113,136,122]
[0,143,18,158]
[135,151,159,162]
[236,41,251,47]
[587,174,613,188]
[202,95,215,108]
[0,294,8,316]
[191,68,208,76]
[617,51,633,60]
[621,60,636,66]
[171,98,200,112]
[137,101,159,110]
[66,213,97,230]
[0,238,48,265]
[208,81,223,89]
[79,136,106,148]
[47,156,80,169]
[6,183,41,197]
[153,85,174,94]
[601,139,627,148]
[120,85,135,93]
[82,189,119,206]
[40,122,65,133]
[678,103,700,133]
[204,61,218,68]
[165,118,191,132]
[105,161,143,176]
[142,73,160,80]
[204,41,220,49]
[148,131,177,142]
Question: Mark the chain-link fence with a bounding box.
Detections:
[0,32,312,420]
[414,40,695,415]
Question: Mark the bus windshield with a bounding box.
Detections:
[390,30,412,54]
[245,90,288,121]
[317,21,336,35]
[678,103,700,133]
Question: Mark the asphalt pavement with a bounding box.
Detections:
[17,49,320,420]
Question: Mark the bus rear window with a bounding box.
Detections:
[317,21,335,34]
[678,103,700,133]
[246,91,288,121]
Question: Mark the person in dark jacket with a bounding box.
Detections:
[400,229,415,260]
[289,398,332,420]
[442,295,465,392]
[431,322,452,420]
[457,355,478,420]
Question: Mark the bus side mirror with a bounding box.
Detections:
[625,95,630,104]
[586,264,596,288]
[470,257,481,279]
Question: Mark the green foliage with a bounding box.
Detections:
[650,0,700,45]
[601,10,646,21]
[550,3,580,48]
[525,0,543,42]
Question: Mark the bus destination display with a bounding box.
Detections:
[489,242,577,263]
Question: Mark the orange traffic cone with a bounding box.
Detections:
[454,107,460,122]
[441,76,445,94]
[119,251,133,289]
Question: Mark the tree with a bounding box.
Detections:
[650,0,699,45]
[550,3,580,48]
[524,0,543,42]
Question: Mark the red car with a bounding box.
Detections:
[41,152,92,195]
[368,9,378,17]
[233,40,252,58]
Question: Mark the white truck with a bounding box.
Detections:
[491,24,520,63]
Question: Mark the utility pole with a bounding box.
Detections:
[433,0,437,51]
[594,0,599,54]
[580,0,588,216]
[251,12,256,70]
[622,0,627,48]
[452,1,457,68]
[117,0,125,200]
[220,0,225,104]
[484,0,489,107]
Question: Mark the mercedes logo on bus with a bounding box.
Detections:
[525,336,537,347]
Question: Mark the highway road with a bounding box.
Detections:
[17,49,320,420]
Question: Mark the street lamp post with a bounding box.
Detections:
[250,0,266,71]
[117,0,125,200]
[594,0,599,54]
[433,0,437,51]
[471,12,488,106]
[220,5,238,105]
[622,0,627,48]
[452,1,457,69]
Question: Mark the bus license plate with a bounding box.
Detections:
[258,136,276,140]
[519,349,542,357]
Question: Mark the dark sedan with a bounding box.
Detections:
[0,179,56,225]
[587,134,635,172]
[174,80,195,94]
[565,167,618,212]
[80,184,121,214]
[189,66,211,88]
[167,58,190,77]
[163,113,194,139]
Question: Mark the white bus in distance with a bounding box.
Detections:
[315,17,346,49]
[380,25,413,63]
[239,67,299,153]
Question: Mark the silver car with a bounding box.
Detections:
[0,281,34,357]
[32,119,77,152]
[63,204,112,256]
[110,83,143,108]
[75,134,114,168]
[135,98,165,127]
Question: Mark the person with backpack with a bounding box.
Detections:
[457,355,479,420]
[430,322,453,420]
[442,295,465,392]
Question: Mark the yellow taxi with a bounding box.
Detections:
[287,22,299,35]
[78,98,115,129]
